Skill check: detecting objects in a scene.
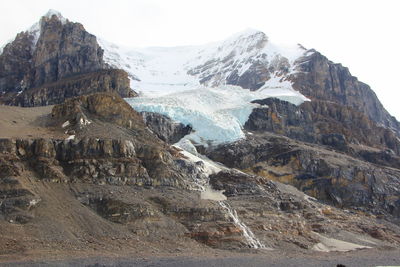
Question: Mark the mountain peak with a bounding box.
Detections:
[41,9,67,24]
[44,9,63,18]
[225,28,267,42]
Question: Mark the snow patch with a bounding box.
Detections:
[312,232,372,252]
[79,117,91,127]
[62,121,70,128]
[201,186,227,201]
[173,144,224,176]
[66,135,75,141]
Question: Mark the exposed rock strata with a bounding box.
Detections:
[206,133,400,218]
[1,93,400,255]
[290,51,400,133]
[3,69,135,107]
[245,98,400,167]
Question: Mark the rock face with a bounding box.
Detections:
[4,69,135,107]
[141,112,192,144]
[244,98,400,168]
[290,51,400,133]
[206,133,400,218]
[31,14,104,88]
[0,12,135,106]
[220,50,400,133]
[0,32,35,94]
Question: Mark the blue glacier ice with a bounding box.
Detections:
[126,85,308,146]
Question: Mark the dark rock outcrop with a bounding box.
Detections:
[206,133,400,218]
[290,51,400,133]
[4,69,135,107]
[0,32,35,94]
[141,112,192,144]
[0,12,136,106]
[245,98,400,167]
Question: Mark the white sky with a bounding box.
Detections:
[1,0,400,119]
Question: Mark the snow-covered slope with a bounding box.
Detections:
[101,29,311,146]
[99,29,311,96]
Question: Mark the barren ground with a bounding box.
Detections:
[0,105,65,139]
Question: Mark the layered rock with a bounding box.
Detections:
[51,92,144,132]
[290,51,400,133]
[244,98,400,167]
[0,11,135,106]
[206,133,400,218]
[4,69,135,107]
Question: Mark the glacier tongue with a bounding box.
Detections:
[126,85,308,145]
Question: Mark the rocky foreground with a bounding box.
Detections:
[0,93,399,265]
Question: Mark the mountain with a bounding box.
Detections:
[99,29,400,134]
[1,10,400,262]
[0,10,136,106]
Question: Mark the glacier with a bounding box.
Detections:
[126,85,308,145]
[101,28,311,146]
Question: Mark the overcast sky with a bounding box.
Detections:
[1,0,400,119]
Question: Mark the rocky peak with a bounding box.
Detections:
[290,51,400,134]
[41,9,67,23]
[31,11,105,87]
[186,29,299,89]
[0,10,135,106]
[219,29,268,54]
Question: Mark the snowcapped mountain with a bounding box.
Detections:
[1,9,399,143]
[99,28,312,97]
[98,29,311,145]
